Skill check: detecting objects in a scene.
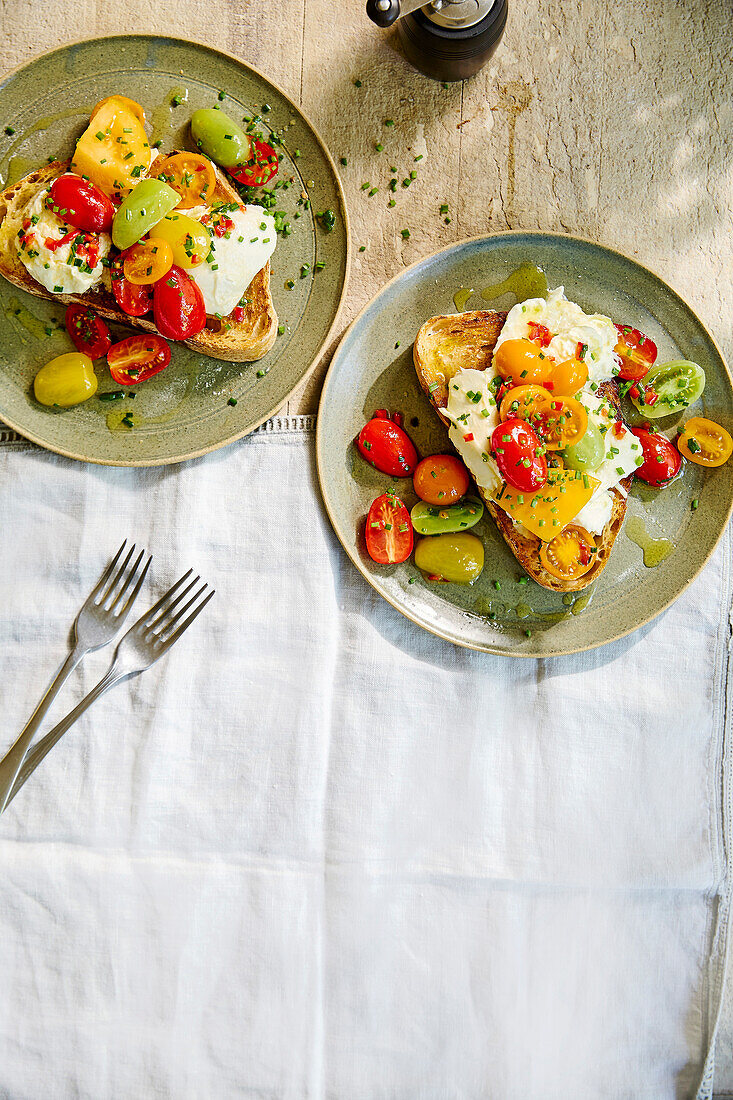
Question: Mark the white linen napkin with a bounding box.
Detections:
[0,421,730,1100]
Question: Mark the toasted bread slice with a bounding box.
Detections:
[414,309,632,592]
[0,156,277,362]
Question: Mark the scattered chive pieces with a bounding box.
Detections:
[359,245,366,252]
[4,126,15,135]
[256,369,266,377]
[691,498,700,510]
[218,90,226,100]
[375,142,384,152]
[340,156,347,166]
[388,199,395,207]
[354,79,362,87]
[384,119,394,127]
[401,228,410,239]
[277,324,285,334]
[493,580,501,590]
[172,93,182,106]
[227,397,237,406]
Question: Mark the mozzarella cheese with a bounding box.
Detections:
[495,286,619,383]
[188,205,276,316]
[572,391,641,535]
[15,186,110,295]
[441,368,503,497]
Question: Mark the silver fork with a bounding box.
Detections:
[3,570,215,810]
[0,540,151,811]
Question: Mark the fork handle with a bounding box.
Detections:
[0,645,85,811]
[2,664,128,811]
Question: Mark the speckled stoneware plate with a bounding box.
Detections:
[0,35,348,465]
[316,233,733,657]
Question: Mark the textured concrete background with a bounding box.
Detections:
[1,0,732,1089]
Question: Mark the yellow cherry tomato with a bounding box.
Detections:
[150,212,211,268]
[550,355,589,396]
[499,384,554,423]
[71,99,150,200]
[677,417,733,467]
[123,237,174,285]
[493,339,554,386]
[539,524,596,581]
[534,395,588,450]
[150,153,217,209]
[33,353,97,407]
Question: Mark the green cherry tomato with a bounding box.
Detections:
[112,178,181,250]
[190,109,252,168]
[34,352,97,407]
[631,360,706,418]
[562,419,605,471]
[414,533,484,584]
[410,498,484,536]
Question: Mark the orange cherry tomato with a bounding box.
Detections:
[123,238,174,285]
[534,396,588,450]
[550,356,589,396]
[539,524,596,581]
[413,455,470,505]
[499,384,554,423]
[91,95,146,127]
[150,153,217,209]
[677,417,733,468]
[493,339,554,386]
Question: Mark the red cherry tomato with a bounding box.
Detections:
[614,324,657,381]
[413,455,470,504]
[65,304,112,359]
[357,416,418,477]
[48,174,115,233]
[365,493,413,564]
[491,417,548,493]
[107,335,171,386]
[630,427,682,487]
[110,254,154,317]
[227,140,279,187]
[153,265,206,341]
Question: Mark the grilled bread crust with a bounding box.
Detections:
[413,309,632,592]
[0,156,277,362]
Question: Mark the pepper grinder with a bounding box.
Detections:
[366,0,508,82]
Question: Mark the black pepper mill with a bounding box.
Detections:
[366,0,508,82]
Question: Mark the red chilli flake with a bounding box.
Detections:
[463,432,474,442]
[527,321,552,347]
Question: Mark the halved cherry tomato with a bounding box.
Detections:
[65,304,112,360]
[533,396,588,450]
[227,140,279,187]
[631,427,682,486]
[153,265,206,341]
[365,493,413,564]
[91,95,146,127]
[110,254,154,316]
[413,455,470,505]
[357,416,417,476]
[493,339,554,387]
[150,153,217,209]
[123,238,174,285]
[491,418,548,492]
[539,525,596,581]
[107,335,171,386]
[48,175,115,233]
[614,324,657,381]
[550,355,589,396]
[677,417,733,468]
[499,384,553,423]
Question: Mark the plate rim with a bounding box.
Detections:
[316,229,733,657]
[0,33,351,467]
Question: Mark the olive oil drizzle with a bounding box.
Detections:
[625,516,674,567]
[0,107,91,186]
[480,263,548,304]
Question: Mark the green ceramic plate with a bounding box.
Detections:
[0,35,348,465]
[317,233,733,656]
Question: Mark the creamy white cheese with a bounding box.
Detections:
[188,205,276,316]
[16,185,110,295]
[495,286,620,383]
[441,368,503,497]
[572,391,641,534]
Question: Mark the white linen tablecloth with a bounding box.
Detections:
[0,420,731,1099]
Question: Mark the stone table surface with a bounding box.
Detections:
[1,0,732,1090]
